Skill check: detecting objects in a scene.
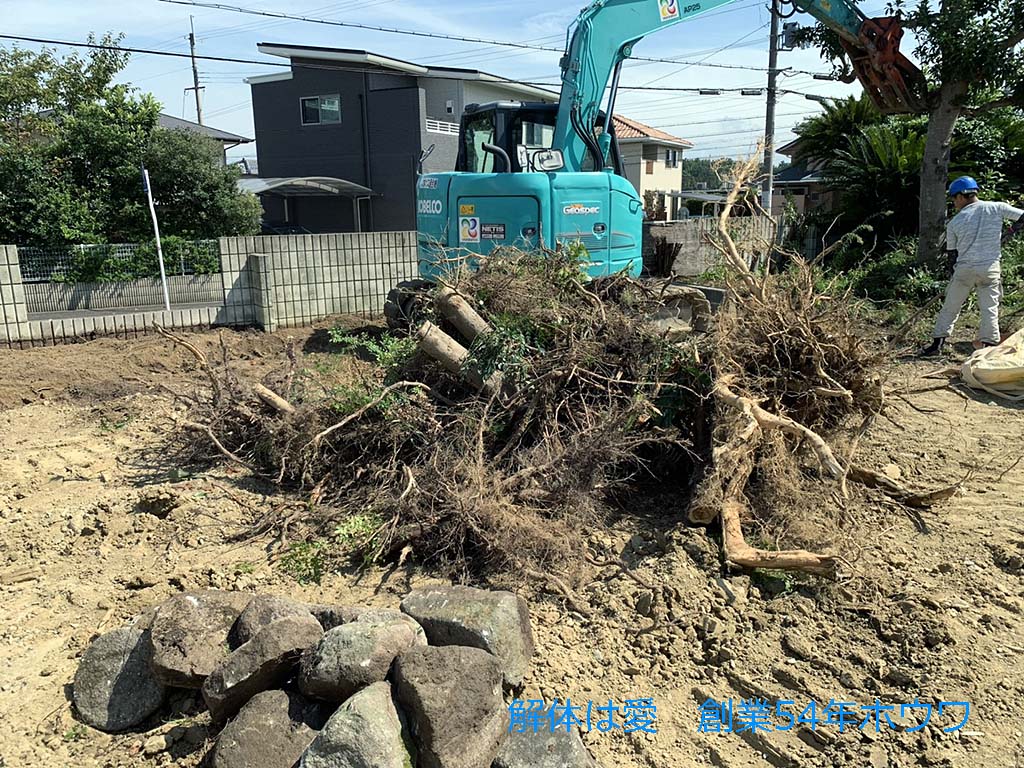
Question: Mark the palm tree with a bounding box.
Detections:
[825,122,927,246]
[791,95,884,167]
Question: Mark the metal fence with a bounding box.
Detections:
[17,240,223,314]
[18,240,221,284]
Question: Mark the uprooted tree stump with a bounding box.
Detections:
[160,163,958,591]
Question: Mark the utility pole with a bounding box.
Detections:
[187,16,204,124]
[761,0,780,211]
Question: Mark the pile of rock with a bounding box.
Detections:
[72,585,596,767]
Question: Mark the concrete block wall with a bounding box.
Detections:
[217,236,261,326]
[4,233,421,345]
[642,216,783,276]
[224,232,419,331]
[0,245,30,345]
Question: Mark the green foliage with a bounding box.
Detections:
[62,724,87,743]
[825,122,926,242]
[326,384,379,416]
[465,322,531,385]
[278,540,329,585]
[838,239,946,305]
[143,127,261,239]
[642,190,666,221]
[329,330,418,376]
[0,39,260,247]
[790,95,884,166]
[334,513,386,565]
[680,157,731,189]
[44,237,220,283]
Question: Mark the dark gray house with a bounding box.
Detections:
[246,44,557,233]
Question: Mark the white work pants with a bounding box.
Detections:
[932,262,1002,345]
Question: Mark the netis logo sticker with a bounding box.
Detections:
[563,203,600,215]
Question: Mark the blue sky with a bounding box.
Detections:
[4,0,902,162]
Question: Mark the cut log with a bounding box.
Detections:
[436,286,492,343]
[415,321,503,397]
[253,383,296,415]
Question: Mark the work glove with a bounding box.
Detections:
[1002,213,1024,245]
[945,249,958,275]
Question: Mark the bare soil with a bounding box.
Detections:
[1,325,1022,768]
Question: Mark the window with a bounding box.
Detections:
[522,120,554,148]
[300,95,341,125]
[665,149,679,169]
[445,99,455,115]
[463,111,497,173]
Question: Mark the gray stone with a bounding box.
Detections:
[493,714,596,768]
[299,617,421,703]
[73,625,166,733]
[300,682,414,768]
[203,614,324,721]
[149,590,252,688]
[400,586,534,686]
[233,595,316,647]
[309,604,362,632]
[354,608,427,646]
[394,645,507,768]
[210,689,329,768]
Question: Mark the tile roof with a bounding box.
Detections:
[612,114,693,147]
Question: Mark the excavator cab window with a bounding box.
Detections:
[456,102,624,177]
[463,111,497,174]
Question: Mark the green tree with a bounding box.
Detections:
[680,157,731,189]
[143,128,261,239]
[800,1,1024,264]
[0,38,260,247]
[825,122,927,252]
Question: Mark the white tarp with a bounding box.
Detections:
[959,327,1024,401]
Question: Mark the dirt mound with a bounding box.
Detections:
[2,323,1023,768]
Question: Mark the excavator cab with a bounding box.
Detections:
[454,102,625,176]
[415,101,643,283]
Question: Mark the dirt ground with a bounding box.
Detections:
[1,323,1023,768]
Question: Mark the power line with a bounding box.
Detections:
[156,0,831,75]
[640,21,769,86]
[0,33,843,102]
[0,33,847,111]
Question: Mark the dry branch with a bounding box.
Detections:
[715,379,844,479]
[155,323,222,402]
[721,499,839,576]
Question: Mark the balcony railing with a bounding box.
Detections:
[425,118,460,135]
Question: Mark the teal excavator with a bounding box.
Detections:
[390,0,925,323]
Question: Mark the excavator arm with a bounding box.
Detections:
[552,0,927,172]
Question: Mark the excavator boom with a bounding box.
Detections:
[553,0,927,172]
[407,0,929,296]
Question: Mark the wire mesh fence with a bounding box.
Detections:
[18,240,221,284]
[18,240,224,314]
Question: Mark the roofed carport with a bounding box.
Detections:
[237,176,376,232]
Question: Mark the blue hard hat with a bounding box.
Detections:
[948,176,979,196]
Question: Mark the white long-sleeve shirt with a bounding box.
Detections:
[946,200,1024,268]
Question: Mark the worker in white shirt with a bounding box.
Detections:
[919,176,1024,357]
